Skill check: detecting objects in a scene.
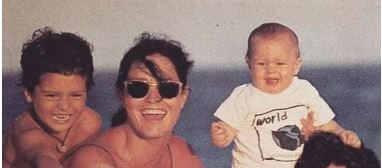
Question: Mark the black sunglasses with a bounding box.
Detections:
[124,80,183,99]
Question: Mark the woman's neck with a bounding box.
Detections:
[121,124,172,167]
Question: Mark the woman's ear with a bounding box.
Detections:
[22,88,33,103]
[179,88,190,109]
[117,90,125,107]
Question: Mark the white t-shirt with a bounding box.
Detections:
[214,77,335,168]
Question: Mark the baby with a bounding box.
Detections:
[210,23,361,168]
[3,27,102,168]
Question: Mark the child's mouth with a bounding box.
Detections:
[53,114,71,123]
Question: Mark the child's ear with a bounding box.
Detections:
[245,56,252,69]
[22,88,33,103]
[294,58,302,75]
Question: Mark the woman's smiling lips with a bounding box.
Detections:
[141,108,167,122]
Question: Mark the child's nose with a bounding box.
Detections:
[145,86,162,103]
[57,97,70,110]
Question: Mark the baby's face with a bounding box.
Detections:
[247,36,301,94]
[24,73,87,133]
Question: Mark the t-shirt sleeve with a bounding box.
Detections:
[214,85,248,129]
[302,81,336,126]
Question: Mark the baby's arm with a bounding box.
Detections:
[316,120,362,148]
[210,121,238,148]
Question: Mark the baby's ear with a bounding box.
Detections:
[22,88,33,103]
[294,58,302,75]
[245,56,251,69]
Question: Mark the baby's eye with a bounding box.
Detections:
[276,62,286,65]
[71,93,85,99]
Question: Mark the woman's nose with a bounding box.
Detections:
[145,86,162,103]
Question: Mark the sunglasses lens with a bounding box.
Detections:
[127,81,149,98]
[159,82,180,98]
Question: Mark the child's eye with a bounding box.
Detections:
[44,94,59,99]
[256,62,266,66]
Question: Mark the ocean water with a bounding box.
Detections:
[3,65,380,167]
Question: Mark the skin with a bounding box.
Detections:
[63,54,203,168]
[124,54,187,140]
[327,164,346,168]
[3,73,101,168]
[247,35,302,94]
[210,33,361,149]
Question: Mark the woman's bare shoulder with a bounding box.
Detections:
[170,135,204,167]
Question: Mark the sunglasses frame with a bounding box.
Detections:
[123,80,184,99]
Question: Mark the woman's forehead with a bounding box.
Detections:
[128,57,179,81]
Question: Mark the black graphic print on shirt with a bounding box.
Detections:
[252,105,308,161]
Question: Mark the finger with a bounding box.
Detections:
[307,110,314,121]
[300,118,308,126]
[340,131,350,143]
[347,132,361,147]
[211,129,225,137]
[213,135,228,144]
[211,122,222,129]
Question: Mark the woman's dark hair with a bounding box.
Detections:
[115,32,193,95]
[20,27,94,93]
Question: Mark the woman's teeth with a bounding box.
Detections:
[142,109,166,122]
[142,110,166,115]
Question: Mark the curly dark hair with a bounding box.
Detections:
[20,27,94,93]
[295,131,380,168]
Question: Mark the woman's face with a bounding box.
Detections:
[121,53,188,139]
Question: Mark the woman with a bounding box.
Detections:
[62,33,203,168]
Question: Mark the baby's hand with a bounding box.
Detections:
[339,130,362,148]
[210,121,236,148]
[301,111,316,140]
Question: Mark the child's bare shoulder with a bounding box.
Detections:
[7,112,55,152]
[11,112,43,136]
[77,107,102,133]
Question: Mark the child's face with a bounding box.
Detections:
[247,36,301,94]
[24,73,87,133]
